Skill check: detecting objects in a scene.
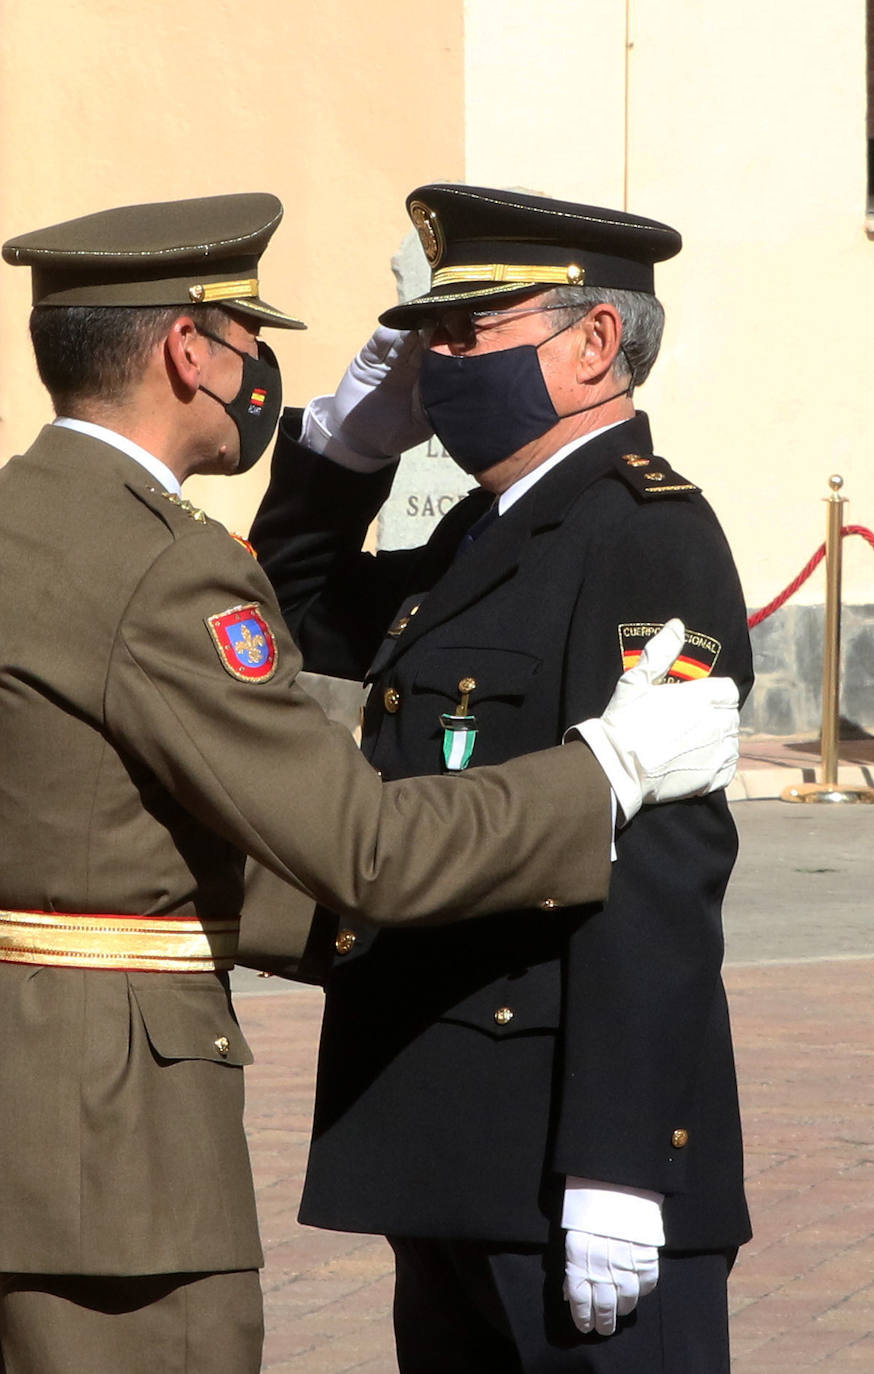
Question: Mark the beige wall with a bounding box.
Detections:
[463,0,874,609]
[0,0,465,529]
[465,0,627,204]
[3,1,872,609]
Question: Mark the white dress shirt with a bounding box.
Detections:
[496,420,623,514]
[53,416,183,496]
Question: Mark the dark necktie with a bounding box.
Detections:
[455,502,499,558]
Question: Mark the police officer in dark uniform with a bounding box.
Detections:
[0,191,739,1373]
[252,184,753,1373]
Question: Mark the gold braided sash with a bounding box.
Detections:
[0,909,239,973]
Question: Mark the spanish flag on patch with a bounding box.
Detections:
[249,387,267,412]
[618,622,722,682]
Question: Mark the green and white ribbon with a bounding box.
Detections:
[440,713,478,771]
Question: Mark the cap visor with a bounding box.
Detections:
[379,282,540,328]
[226,295,306,330]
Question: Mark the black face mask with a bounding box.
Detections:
[419,323,632,475]
[198,330,283,473]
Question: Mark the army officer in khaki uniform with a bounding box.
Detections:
[0,192,739,1373]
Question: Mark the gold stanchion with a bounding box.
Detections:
[782,475,874,803]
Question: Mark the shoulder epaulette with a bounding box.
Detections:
[611,450,699,500]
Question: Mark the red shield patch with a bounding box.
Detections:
[206,603,277,682]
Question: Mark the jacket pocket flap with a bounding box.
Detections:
[413,646,541,702]
[131,982,254,1066]
[438,958,562,1035]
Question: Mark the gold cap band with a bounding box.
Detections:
[188,277,259,304]
[431,262,585,288]
[0,909,239,972]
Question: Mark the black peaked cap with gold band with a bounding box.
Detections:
[2,192,305,330]
[379,183,681,328]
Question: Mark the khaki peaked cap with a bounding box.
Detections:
[2,191,305,329]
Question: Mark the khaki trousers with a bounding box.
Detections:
[0,1270,263,1373]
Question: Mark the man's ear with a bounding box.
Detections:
[165,315,203,397]
[576,304,622,383]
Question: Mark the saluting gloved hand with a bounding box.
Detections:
[564,1232,660,1337]
[572,618,740,823]
[301,327,432,471]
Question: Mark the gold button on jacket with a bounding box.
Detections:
[335,930,357,955]
[672,1128,690,1149]
[383,686,401,713]
[494,1006,515,1026]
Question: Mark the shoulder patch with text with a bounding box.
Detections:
[618,622,722,682]
[206,604,277,682]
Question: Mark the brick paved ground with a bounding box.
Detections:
[238,987,396,1373]
[236,786,874,1372]
[726,958,874,1370]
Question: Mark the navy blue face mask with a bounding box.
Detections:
[197,329,283,474]
[419,322,632,475]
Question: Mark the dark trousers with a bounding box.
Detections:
[389,1238,734,1374]
[0,1270,263,1374]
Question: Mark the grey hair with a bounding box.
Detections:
[541,285,665,387]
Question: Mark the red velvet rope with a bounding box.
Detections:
[748,526,874,629]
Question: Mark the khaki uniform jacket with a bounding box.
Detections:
[0,424,610,1276]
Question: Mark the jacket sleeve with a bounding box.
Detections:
[552,485,752,1197]
[103,525,612,929]
[249,410,422,679]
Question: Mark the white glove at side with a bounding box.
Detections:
[564,1231,660,1336]
[301,327,433,471]
[571,618,739,823]
[562,1180,663,1336]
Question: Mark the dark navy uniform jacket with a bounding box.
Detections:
[251,409,754,1251]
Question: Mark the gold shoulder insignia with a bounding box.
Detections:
[613,453,699,499]
[158,490,208,523]
[144,487,208,523]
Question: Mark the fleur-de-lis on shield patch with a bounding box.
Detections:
[206,603,278,682]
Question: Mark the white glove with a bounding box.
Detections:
[301,327,433,471]
[571,618,739,823]
[564,1231,660,1336]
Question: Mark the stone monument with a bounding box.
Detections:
[376,230,473,551]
